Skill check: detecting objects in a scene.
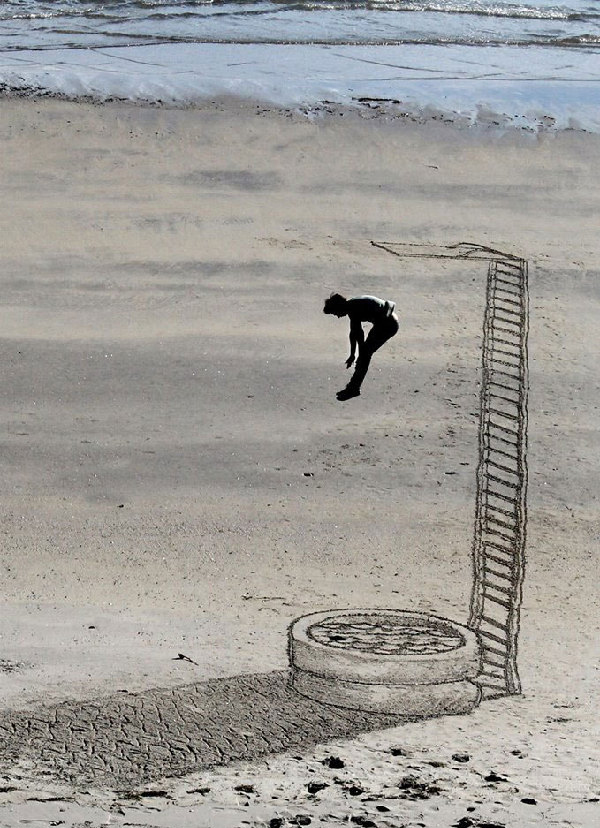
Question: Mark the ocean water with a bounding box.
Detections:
[0,0,598,131]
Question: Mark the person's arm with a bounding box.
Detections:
[346,317,364,368]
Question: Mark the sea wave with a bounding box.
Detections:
[1,0,599,23]
[0,0,597,54]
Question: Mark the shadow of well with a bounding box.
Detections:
[0,670,400,786]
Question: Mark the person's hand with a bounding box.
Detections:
[345,355,355,369]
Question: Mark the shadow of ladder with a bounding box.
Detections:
[469,256,529,699]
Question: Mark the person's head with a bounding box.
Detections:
[323,292,348,317]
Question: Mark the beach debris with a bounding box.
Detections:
[452,752,471,762]
[119,789,169,800]
[351,817,378,827]
[307,781,329,794]
[322,756,345,769]
[397,775,442,799]
[521,797,537,805]
[235,783,256,794]
[453,820,506,828]
[172,652,198,665]
[186,786,211,795]
[0,660,28,673]
[484,771,508,783]
[269,820,284,828]
[347,785,364,796]
[390,746,408,756]
[292,816,312,826]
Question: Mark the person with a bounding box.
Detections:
[323,292,399,401]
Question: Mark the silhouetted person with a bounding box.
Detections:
[323,293,399,401]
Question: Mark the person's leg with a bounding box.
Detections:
[346,342,374,392]
[337,316,398,400]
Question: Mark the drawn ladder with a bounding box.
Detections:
[469,256,529,699]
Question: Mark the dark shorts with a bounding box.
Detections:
[364,313,399,353]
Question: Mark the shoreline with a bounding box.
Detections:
[1,41,600,135]
[2,89,600,150]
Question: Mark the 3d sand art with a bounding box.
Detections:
[289,243,529,717]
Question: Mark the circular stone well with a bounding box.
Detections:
[289,609,482,717]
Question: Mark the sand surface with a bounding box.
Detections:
[0,98,599,827]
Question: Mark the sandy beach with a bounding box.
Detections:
[0,97,599,827]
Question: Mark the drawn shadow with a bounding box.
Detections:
[0,670,400,787]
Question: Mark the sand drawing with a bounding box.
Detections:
[290,242,530,712]
[0,242,530,786]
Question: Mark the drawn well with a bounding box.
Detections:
[290,609,481,716]
[289,243,530,716]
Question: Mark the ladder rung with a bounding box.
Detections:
[486,513,518,531]
[478,627,508,645]
[490,347,521,362]
[485,552,516,569]
[493,290,522,306]
[489,393,521,407]
[483,591,511,609]
[488,420,519,437]
[483,579,512,596]
[484,565,513,582]
[483,452,521,474]
[492,299,521,314]
[493,313,521,326]
[481,643,507,658]
[487,473,520,490]
[492,324,521,340]
[492,329,521,344]
[495,268,521,280]
[485,540,516,555]
[485,503,518,520]
[486,488,517,505]
[488,354,521,368]
[485,526,517,547]
[495,277,520,290]
[481,615,508,631]
[482,656,506,671]
[493,313,521,328]
[487,459,519,478]
[489,380,520,396]
[489,368,521,382]
[485,552,513,584]
[480,668,506,681]
[488,411,520,428]
[486,434,520,453]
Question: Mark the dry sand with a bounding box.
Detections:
[0,97,599,827]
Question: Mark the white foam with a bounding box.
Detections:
[1,43,599,133]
